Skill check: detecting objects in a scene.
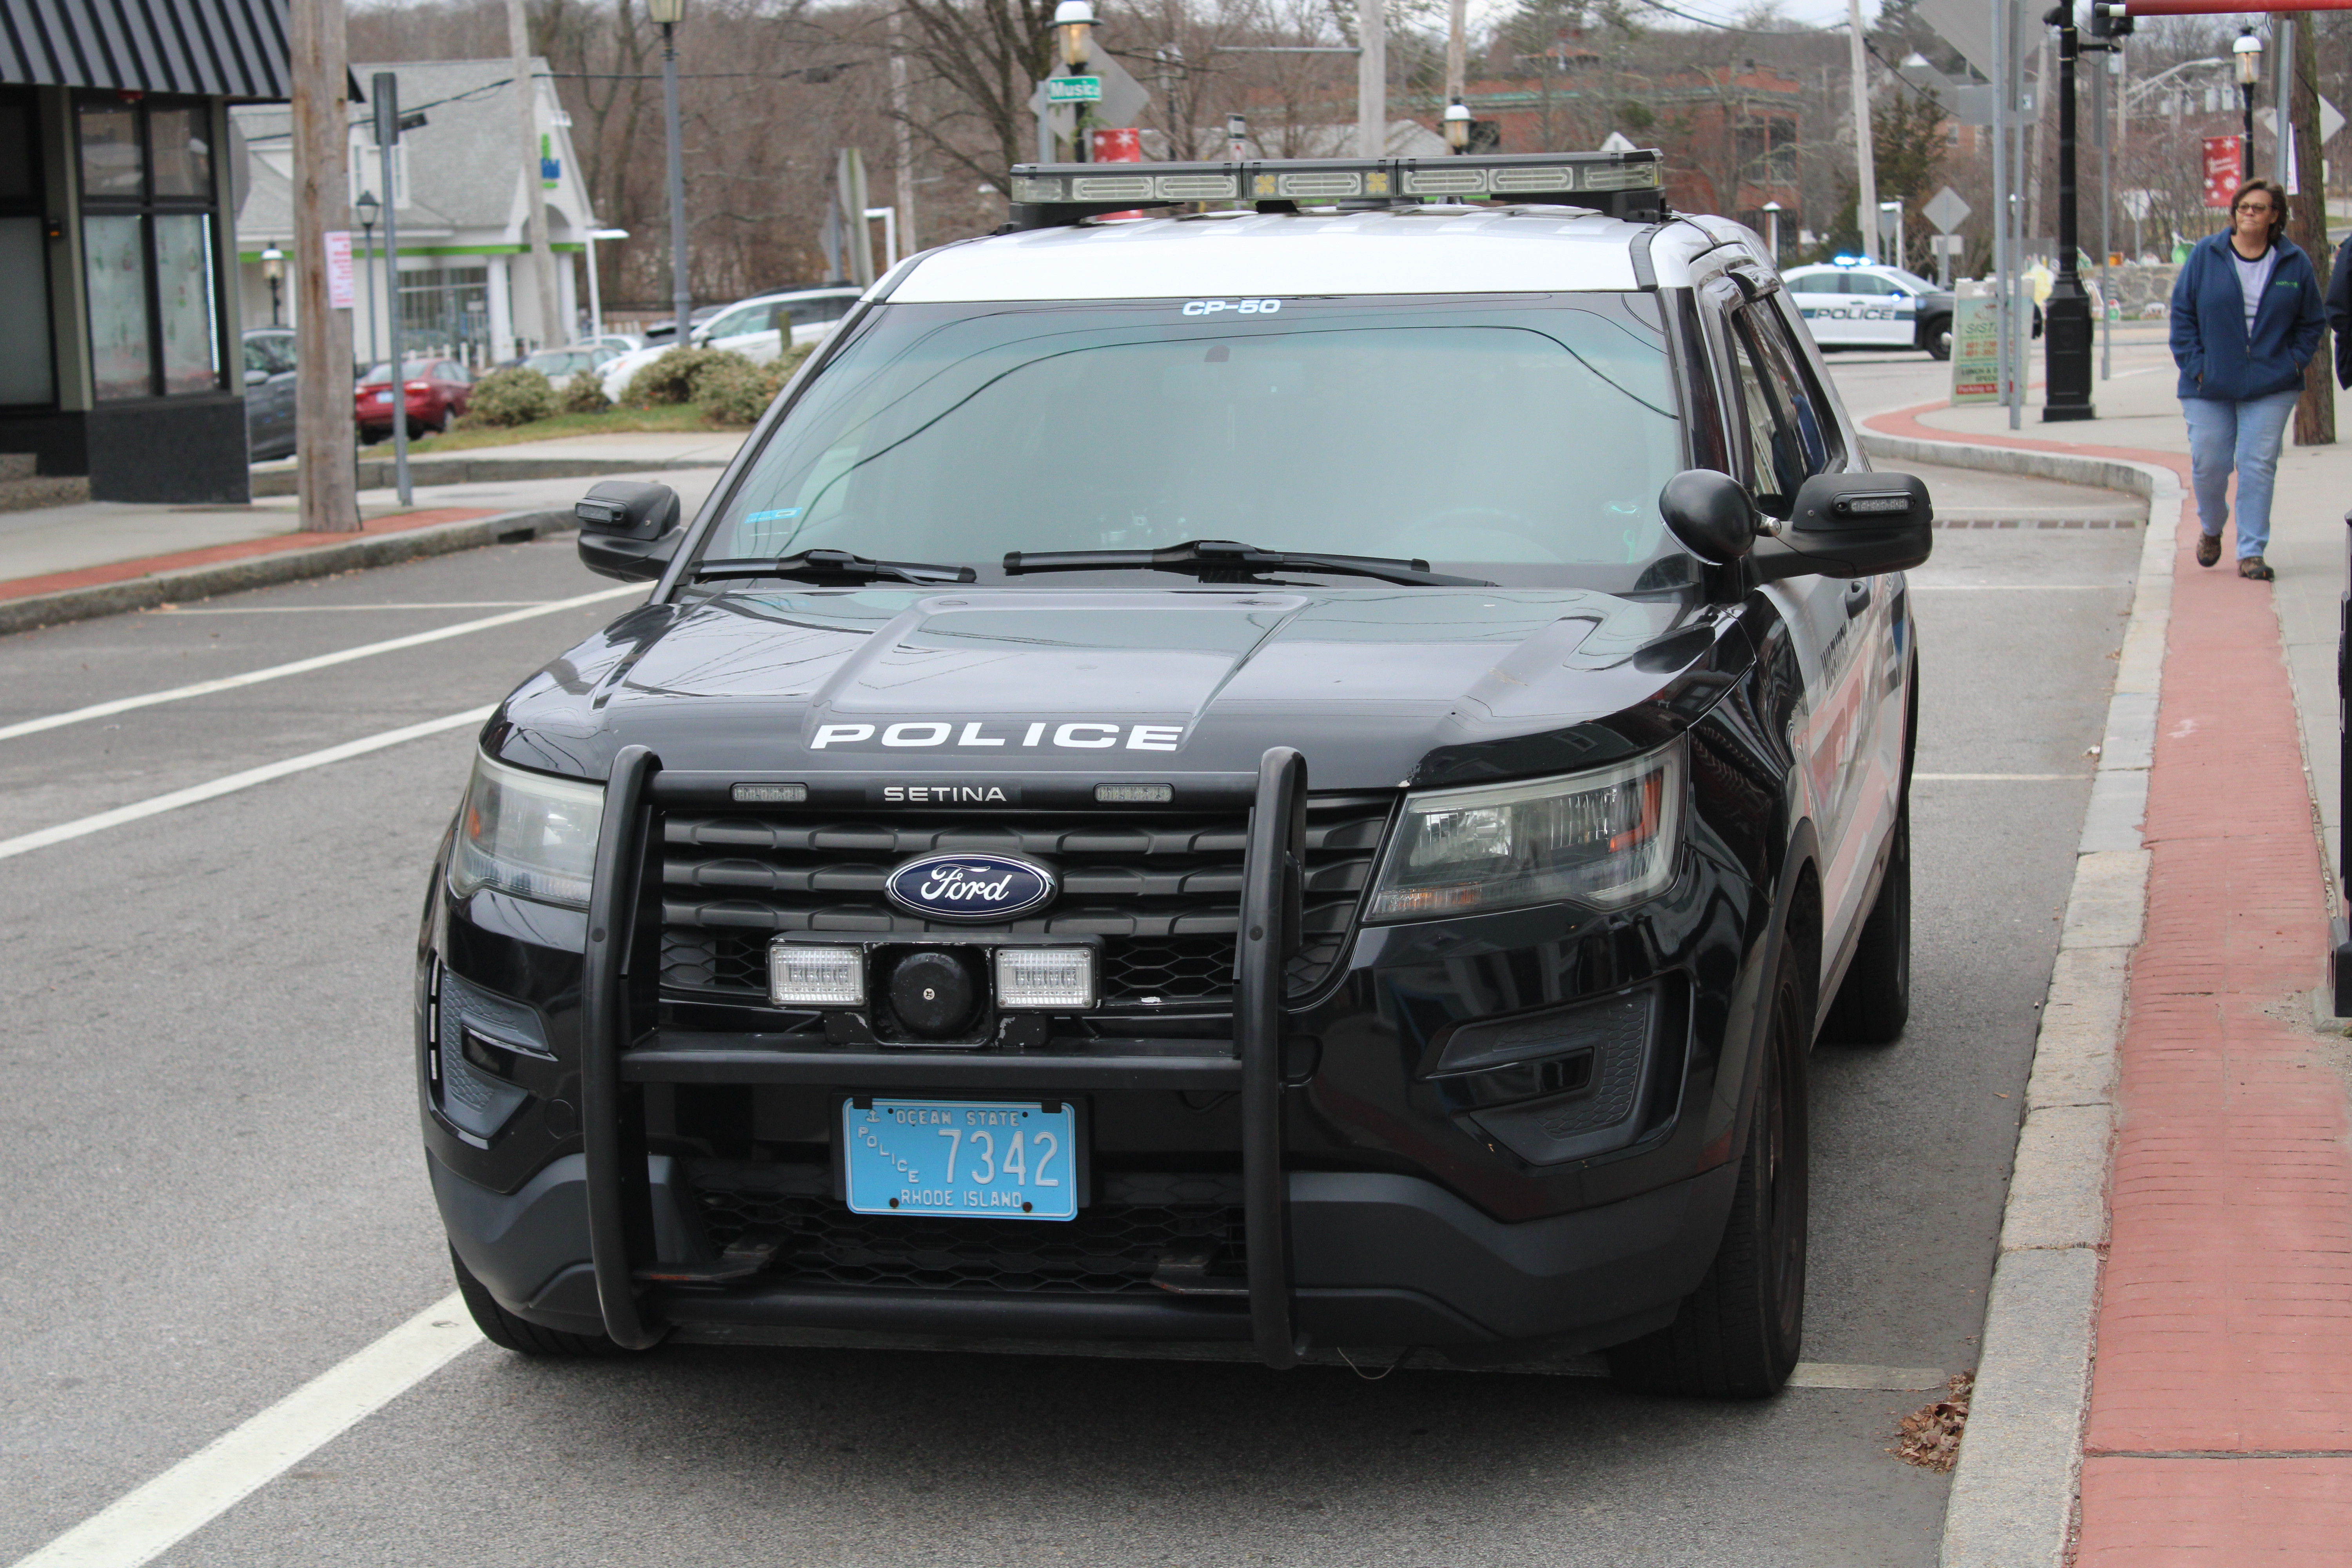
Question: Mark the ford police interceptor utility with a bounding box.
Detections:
[1781,261,1956,359]
[420,146,1931,1399]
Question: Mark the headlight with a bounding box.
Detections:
[1365,740,1683,922]
[448,753,605,908]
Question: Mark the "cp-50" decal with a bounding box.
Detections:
[810,720,1185,751]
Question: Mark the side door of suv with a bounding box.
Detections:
[1710,278,1885,946]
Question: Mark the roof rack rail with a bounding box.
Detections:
[1005,149,1667,229]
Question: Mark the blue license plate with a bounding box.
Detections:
[843,1098,1078,1221]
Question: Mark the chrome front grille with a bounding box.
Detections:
[656,796,1392,1009]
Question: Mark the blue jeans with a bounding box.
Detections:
[2182,389,2299,559]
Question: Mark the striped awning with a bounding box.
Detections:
[0,0,289,101]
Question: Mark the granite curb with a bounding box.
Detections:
[0,507,575,639]
[1880,425,2176,1568]
[248,453,724,497]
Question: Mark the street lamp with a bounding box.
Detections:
[2042,2,2094,422]
[2234,28,2262,181]
[1443,98,1471,154]
[260,247,284,326]
[1226,111,1247,162]
[1054,0,1096,69]
[353,191,381,371]
[648,0,692,346]
[1760,200,1782,264]
[585,227,628,343]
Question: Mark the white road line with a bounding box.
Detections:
[1909,584,2123,591]
[0,705,494,863]
[7,1294,480,1568]
[1914,772,2088,782]
[0,583,641,744]
[155,601,553,613]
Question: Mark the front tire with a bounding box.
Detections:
[1608,942,1809,1398]
[1823,804,1911,1044]
[1923,316,1953,360]
[450,1247,642,1358]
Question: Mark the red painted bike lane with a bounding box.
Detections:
[1870,404,2352,1559]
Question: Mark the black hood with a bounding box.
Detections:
[484,584,1751,793]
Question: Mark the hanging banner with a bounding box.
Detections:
[1951,284,2000,404]
[323,231,355,309]
[2203,137,2242,209]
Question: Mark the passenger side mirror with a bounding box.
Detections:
[1749,471,1934,584]
[575,479,683,582]
[1657,469,1759,564]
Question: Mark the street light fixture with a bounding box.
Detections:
[1054,0,1097,70]
[352,191,381,370]
[2234,28,2262,180]
[648,0,691,345]
[1760,200,1782,264]
[1443,98,1471,154]
[259,247,284,326]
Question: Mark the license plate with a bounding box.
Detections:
[374,391,392,403]
[843,1098,1077,1221]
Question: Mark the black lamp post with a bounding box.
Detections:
[2234,29,2262,180]
[2041,4,2095,421]
[260,247,284,326]
[354,190,381,372]
[648,0,691,346]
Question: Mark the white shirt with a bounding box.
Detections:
[2231,243,2279,333]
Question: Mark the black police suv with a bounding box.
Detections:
[420,150,1930,1398]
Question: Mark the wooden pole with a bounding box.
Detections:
[1845,0,1877,259]
[507,0,563,353]
[290,0,359,533]
[888,9,919,258]
[2283,10,2334,444]
[1356,0,1385,158]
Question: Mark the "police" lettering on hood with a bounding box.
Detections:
[809,720,1184,751]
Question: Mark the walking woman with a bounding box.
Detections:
[2169,178,2325,581]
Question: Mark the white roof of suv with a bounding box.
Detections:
[887,209,1764,303]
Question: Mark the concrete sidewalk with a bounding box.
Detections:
[1865,370,2352,1564]
[0,434,737,636]
[248,427,749,497]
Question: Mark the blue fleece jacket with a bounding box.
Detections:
[2170,230,2325,401]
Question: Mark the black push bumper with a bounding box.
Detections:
[453,743,1737,1363]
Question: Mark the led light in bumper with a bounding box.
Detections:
[769,942,867,1007]
[994,946,1097,1009]
[1366,739,1684,920]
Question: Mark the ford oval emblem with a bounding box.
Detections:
[884,852,1058,922]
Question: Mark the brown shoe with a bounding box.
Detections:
[2239,555,2275,581]
[2197,532,2222,567]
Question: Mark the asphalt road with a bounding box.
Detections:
[0,377,2143,1566]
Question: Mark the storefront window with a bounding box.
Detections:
[0,90,51,405]
[78,96,223,401]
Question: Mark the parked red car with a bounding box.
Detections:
[356,358,473,442]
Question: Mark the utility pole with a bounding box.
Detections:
[1844,0,1877,258]
[2281,9,2333,443]
[290,0,358,533]
[1445,0,1469,111]
[2042,4,2094,420]
[651,0,691,346]
[888,8,919,258]
[1357,0,1387,159]
[506,0,563,353]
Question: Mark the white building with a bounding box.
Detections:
[232,58,601,367]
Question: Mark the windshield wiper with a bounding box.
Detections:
[1001,539,1494,588]
[695,548,977,586]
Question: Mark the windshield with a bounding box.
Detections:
[695,294,1691,592]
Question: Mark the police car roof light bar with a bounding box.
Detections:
[1005,147,1667,229]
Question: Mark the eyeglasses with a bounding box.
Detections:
[2236,200,2276,214]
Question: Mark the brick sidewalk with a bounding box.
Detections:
[0,506,495,603]
[1867,404,2352,1559]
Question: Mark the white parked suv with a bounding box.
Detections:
[599,287,864,401]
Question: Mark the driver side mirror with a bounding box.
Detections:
[1750,471,1934,583]
[575,479,683,582]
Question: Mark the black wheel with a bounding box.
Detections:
[449,1246,642,1358]
[1923,316,1952,360]
[1607,942,1809,1399]
[1822,804,1911,1044]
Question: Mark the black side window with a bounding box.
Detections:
[1727,313,1800,512]
[1742,304,1836,475]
